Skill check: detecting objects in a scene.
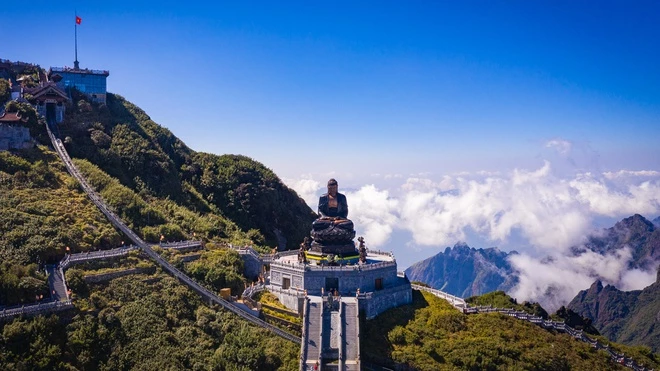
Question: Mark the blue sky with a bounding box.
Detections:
[3,2,660,274]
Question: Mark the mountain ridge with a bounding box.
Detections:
[568,269,660,353]
[404,242,518,298]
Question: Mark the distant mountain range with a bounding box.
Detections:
[568,270,660,353]
[406,215,660,299]
[404,242,518,298]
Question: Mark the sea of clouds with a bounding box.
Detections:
[284,140,660,310]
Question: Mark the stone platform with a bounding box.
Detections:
[266,250,412,319]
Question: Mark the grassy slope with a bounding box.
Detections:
[0,147,122,265]
[363,290,659,371]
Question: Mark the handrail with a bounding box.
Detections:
[159,240,202,249]
[338,299,344,371]
[0,300,73,320]
[299,297,310,371]
[60,245,138,269]
[317,298,324,369]
[411,284,466,307]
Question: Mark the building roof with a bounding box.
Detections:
[26,83,69,102]
[0,111,26,124]
[49,66,109,77]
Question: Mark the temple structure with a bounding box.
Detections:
[27,83,69,123]
[266,179,411,370]
[267,179,412,319]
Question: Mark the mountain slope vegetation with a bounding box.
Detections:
[363,290,659,370]
[0,260,298,370]
[59,92,315,249]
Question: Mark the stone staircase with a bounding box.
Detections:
[342,298,360,370]
[302,297,322,370]
[300,296,361,371]
[46,265,68,301]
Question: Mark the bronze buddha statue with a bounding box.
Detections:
[309,179,356,254]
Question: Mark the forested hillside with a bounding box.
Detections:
[58,92,315,249]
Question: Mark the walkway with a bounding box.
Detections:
[0,265,73,321]
[45,119,300,344]
[300,295,361,371]
[59,245,138,269]
[159,240,203,250]
[0,300,73,320]
[46,265,68,301]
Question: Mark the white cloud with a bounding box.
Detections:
[398,162,593,251]
[476,170,501,177]
[509,247,658,311]
[570,176,660,217]
[603,170,660,179]
[345,185,399,248]
[283,175,322,210]
[620,268,658,291]
[546,138,573,155]
[284,163,660,308]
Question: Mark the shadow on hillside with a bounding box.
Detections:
[360,290,429,368]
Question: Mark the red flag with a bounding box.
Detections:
[76,16,82,25]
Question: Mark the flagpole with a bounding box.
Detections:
[74,12,79,70]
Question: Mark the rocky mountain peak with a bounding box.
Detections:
[406,242,517,298]
[587,280,603,296]
[615,214,655,233]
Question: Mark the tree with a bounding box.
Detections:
[0,78,10,104]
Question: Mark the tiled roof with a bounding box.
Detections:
[0,111,25,123]
[27,82,69,101]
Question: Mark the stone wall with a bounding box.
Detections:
[270,261,400,296]
[268,261,412,318]
[0,124,33,151]
[270,288,306,314]
[360,281,413,319]
[240,253,263,280]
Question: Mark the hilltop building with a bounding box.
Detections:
[48,67,109,104]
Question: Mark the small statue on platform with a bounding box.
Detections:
[298,238,308,263]
[358,236,367,263]
[301,236,311,251]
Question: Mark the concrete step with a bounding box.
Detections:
[46,265,67,302]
